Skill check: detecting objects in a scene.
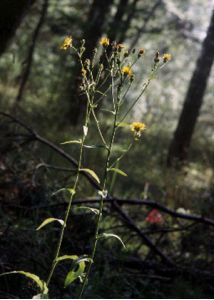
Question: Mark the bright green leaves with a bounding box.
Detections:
[107,167,127,177]
[61,139,82,145]
[98,233,126,248]
[55,255,92,288]
[79,168,100,184]
[56,255,79,263]
[36,218,64,231]
[0,271,48,295]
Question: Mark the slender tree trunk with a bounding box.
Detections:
[0,0,35,56]
[108,0,129,42]
[15,0,49,104]
[68,0,113,125]
[167,9,214,166]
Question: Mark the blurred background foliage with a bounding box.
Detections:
[0,0,214,298]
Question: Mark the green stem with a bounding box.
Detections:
[46,102,90,287]
[79,93,119,299]
[118,63,159,125]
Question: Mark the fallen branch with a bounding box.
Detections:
[1,112,214,267]
[112,200,175,266]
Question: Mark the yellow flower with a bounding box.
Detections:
[163,53,172,62]
[100,37,110,47]
[130,122,146,138]
[121,65,133,77]
[60,36,72,50]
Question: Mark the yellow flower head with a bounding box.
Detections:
[100,37,110,47]
[130,122,146,138]
[163,53,172,63]
[121,65,133,77]
[60,36,72,50]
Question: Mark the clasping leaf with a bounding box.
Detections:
[98,233,126,248]
[36,218,64,231]
[0,271,48,295]
[79,168,100,184]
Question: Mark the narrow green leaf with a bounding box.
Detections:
[61,139,81,145]
[56,255,92,265]
[83,144,106,149]
[0,271,48,295]
[75,257,93,265]
[56,255,78,263]
[52,188,66,196]
[54,255,92,288]
[108,168,128,177]
[77,206,99,215]
[36,218,64,231]
[79,168,100,184]
[100,109,115,115]
[64,261,85,288]
[52,188,76,197]
[98,233,126,248]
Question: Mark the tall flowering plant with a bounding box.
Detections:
[0,35,171,298]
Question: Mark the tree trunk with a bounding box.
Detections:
[0,0,35,56]
[167,9,214,166]
[108,0,129,42]
[118,0,139,43]
[15,0,49,104]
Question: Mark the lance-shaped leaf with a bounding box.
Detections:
[56,255,92,265]
[98,233,126,248]
[79,168,100,184]
[100,109,115,115]
[52,188,76,197]
[83,144,107,149]
[61,139,82,145]
[36,218,64,231]
[107,168,128,177]
[0,271,48,295]
[64,263,85,288]
[55,255,92,287]
[56,255,78,263]
[77,206,99,215]
[63,256,92,288]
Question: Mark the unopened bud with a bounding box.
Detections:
[138,48,145,58]
[154,51,160,63]
[124,51,129,58]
